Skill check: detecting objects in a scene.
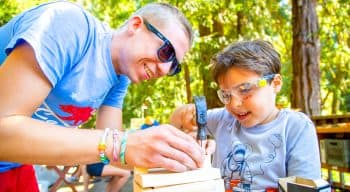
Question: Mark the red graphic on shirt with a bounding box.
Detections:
[57,105,94,126]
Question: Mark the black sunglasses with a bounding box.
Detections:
[144,20,181,76]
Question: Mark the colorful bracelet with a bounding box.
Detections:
[119,131,129,165]
[119,130,136,165]
[112,129,120,162]
[98,128,110,165]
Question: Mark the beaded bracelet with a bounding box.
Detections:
[98,128,110,165]
[112,129,120,162]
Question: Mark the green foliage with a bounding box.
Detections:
[121,0,296,125]
[317,0,350,114]
[76,0,135,28]
[0,0,18,26]
[2,0,349,127]
[0,0,53,26]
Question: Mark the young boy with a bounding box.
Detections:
[170,40,321,191]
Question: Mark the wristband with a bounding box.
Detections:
[112,129,120,162]
[119,131,129,165]
[119,130,136,165]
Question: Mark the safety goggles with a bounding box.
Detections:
[144,20,181,76]
[217,74,276,105]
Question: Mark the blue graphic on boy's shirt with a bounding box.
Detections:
[222,142,253,184]
[264,134,283,163]
[221,134,282,190]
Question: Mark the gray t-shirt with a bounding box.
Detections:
[207,108,321,190]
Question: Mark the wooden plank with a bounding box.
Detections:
[134,178,224,192]
[317,124,350,134]
[133,155,212,176]
[134,167,221,188]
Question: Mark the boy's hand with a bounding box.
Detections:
[169,104,197,133]
[203,139,216,155]
[188,132,216,156]
[170,104,216,155]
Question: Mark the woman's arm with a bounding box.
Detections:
[0,43,102,165]
[0,44,205,171]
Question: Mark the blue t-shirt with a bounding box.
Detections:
[0,1,130,172]
[207,108,321,191]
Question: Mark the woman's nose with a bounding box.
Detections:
[156,61,172,77]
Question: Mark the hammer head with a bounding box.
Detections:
[193,96,207,141]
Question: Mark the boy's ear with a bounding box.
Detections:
[127,16,143,35]
[272,74,282,93]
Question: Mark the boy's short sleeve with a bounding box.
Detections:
[207,108,229,135]
[286,114,321,179]
[5,2,90,87]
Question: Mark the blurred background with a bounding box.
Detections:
[1,0,349,128]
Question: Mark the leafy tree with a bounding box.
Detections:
[0,0,19,26]
[318,0,350,114]
[1,0,349,128]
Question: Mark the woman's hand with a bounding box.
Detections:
[124,125,205,172]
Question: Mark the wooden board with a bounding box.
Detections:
[134,178,224,192]
[317,124,350,134]
[134,167,221,188]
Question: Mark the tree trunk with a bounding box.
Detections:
[236,10,243,39]
[291,0,321,115]
[198,24,212,106]
[331,65,343,114]
[199,17,224,109]
[184,64,192,103]
[332,91,338,114]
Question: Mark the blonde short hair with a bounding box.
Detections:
[131,3,194,46]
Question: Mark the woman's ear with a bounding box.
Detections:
[127,16,143,35]
[272,74,282,93]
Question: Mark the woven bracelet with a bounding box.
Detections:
[119,130,136,165]
[119,131,129,165]
[112,129,120,162]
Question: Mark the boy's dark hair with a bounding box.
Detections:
[211,40,281,83]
